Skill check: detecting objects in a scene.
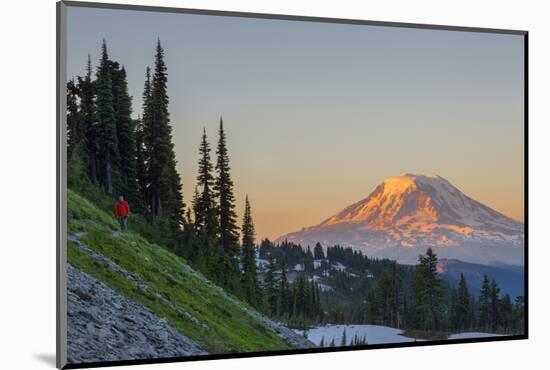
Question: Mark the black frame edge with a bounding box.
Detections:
[63,335,528,369]
[523,32,529,339]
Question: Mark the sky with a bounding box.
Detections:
[67,6,525,240]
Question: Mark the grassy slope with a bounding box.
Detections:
[67,189,291,354]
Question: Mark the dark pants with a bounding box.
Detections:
[117,216,128,230]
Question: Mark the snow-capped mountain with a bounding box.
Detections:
[277,174,524,265]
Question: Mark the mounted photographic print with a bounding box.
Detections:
[56,1,528,368]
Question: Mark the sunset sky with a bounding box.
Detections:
[67,6,525,240]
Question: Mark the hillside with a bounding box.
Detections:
[66,190,313,365]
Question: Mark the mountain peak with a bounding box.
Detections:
[321,173,453,229]
[277,173,524,265]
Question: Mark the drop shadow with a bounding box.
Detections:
[34,353,57,367]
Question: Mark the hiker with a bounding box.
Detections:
[114,196,130,231]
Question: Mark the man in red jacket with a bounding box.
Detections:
[114,196,130,231]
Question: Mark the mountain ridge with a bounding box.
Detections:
[277,174,524,265]
[437,258,525,298]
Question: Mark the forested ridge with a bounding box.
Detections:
[67,39,524,339]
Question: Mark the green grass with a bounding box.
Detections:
[67,189,292,354]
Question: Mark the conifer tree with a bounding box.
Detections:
[313,242,325,260]
[67,78,88,190]
[364,287,379,324]
[513,296,525,334]
[142,40,185,234]
[478,274,491,331]
[134,116,148,213]
[78,54,97,183]
[147,40,184,220]
[341,327,347,346]
[376,261,402,328]
[95,40,119,195]
[241,196,260,307]
[499,294,513,333]
[455,273,470,331]
[194,129,218,265]
[412,248,442,331]
[114,66,138,205]
[140,66,153,211]
[66,78,82,158]
[278,259,290,318]
[304,246,314,273]
[264,254,279,315]
[305,279,313,317]
[295,273,307,318]
[489,279,501,331]
[214,117,241,291]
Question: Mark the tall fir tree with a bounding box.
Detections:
[264,254,279,315]
[478,274,491,331]
[134,115,148,214]
[294,273,307,319]
[141,40,185,237]
[376,261,402,328]
[195,129,218,238]
[240,196,260,307]
[193,129,219,273]
[113,66,138,205]
[78,54,98,183]
[278,259,290,318]
[140,66,153,210]
[412,248,442,331]
[455,273,471,331]
[489,279,501,331]
[146,39,184,224]
[214,117,241,292]
[95,39,120,195]
[499,294,514,332]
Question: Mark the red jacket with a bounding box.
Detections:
[115,200,130,217]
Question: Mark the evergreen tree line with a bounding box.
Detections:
[67,39,184,246]
[257,239,407,325]
[259,240,393,278]
[262,254,324,327]
[365,248,525,334]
